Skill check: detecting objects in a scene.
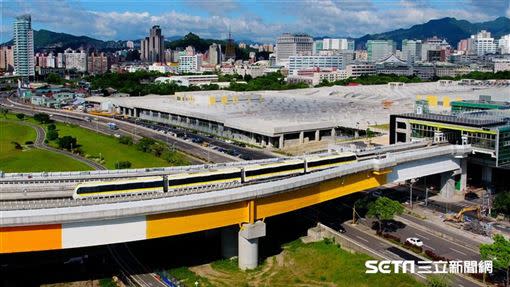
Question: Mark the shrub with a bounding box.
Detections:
[424,249,450,262]
[118,135,133,145]
[34,113,51,124]
[16,113,25,120]
[403,241,423,254]
[382,233,401,244]
[11,141,22,150]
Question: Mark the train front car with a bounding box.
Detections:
[243,159,305,182]
[73,176,165,199]
[306,152,357,172]
[166,167,242,190]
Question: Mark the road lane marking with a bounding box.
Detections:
[423,244,435,250]
[356,235,369,243]
[450,248,467,256]
[415,233,430,240]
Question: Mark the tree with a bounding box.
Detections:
[46,73,64,84]
[46,129,59,141]
[47,123,56,131]
[15,113,25,120]
[118,135,133,145]
[114,161,132,169]
[481,234,510,287]
[0,107,8,118]
[493,192,510,217]
[366,196,404,234]
[57,136,77,150]
[136,137,156,152]
[34,113,51,124]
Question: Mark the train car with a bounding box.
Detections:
[243,159,304,182]
[167,167,241,189]
[305,152,357,172]
[73,176,164,199]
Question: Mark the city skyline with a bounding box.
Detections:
[2,0,509,43]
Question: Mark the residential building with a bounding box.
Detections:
[276,33,313,64]
[87,52,109,74]
[64,49,87,72]
[141,25,165,63]
[225,32,236,61]
[126,40,134,49]
[322,38,354,51]
[498,34,510,54]
[238,42,247,49]
[148,63,174,74]
[208,43,220,65]
[0,45,15,72]
[178,55,202,73]
[313,40,323,55]
[46,52,56,68]
[401,39,422,63]
[345,64,376,78]
[494,59,510,72]
[13,14,35,77]
[366,40,396,62]
[57,53,65,68]
[288,54,352,74]
[155,75,218,87]
[472,30,497,56]
[185,45,195,56]
[288,67,348,85]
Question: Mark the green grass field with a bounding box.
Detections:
[170,239,423,287]
[50,122,171,169]
[0,120,92,172]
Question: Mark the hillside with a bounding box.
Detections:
[355,16,510,49]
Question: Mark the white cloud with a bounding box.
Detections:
[1,0,506,43]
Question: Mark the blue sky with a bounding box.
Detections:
[2,0,509,43]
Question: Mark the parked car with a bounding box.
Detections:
[405,237,423,247]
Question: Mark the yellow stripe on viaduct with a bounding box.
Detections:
[1,170,389,253]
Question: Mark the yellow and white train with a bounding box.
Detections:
[72,152,357,199]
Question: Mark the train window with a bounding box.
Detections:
[307,156,356,168]
[168,172,240,187]
[77,180,163,194]
[245,163,303,177]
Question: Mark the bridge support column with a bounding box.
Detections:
[440,172,455,199]
[279,135,284,149]
[354,130,359,138]
[458,158,467,192]
[481,166,492,186]
[221,225,238,259]
[238,220,266,270]
[299,131,304,144]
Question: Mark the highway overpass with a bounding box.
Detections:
[0,143,471,270]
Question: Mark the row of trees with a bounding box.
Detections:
[118,136,189,166]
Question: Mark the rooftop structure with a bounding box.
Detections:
[86,82,509,149]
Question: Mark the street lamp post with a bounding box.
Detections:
[409,178,418,209]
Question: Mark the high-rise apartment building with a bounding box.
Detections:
[87,52,109,74]
[13,14,35,77]
[225,32,236,61]
[322,38,354,51]
[471,30,497,56]
[64,48,87,72]
[498,34,510,54]
[366,40,396,62]
[401,39,422,62]
[0,45,15,72]
[276,33,313,64]
[141,25,165,63]
[208,43,220,65]
[178,55,202,73]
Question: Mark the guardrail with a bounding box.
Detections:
[0,144,472,226]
